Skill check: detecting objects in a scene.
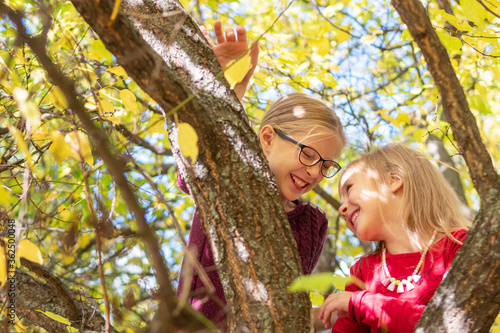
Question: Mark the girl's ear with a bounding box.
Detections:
[260,125,275,153]
[389,172,403,193]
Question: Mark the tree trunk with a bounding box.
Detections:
[70,0,310,331]
[391,0,500,331]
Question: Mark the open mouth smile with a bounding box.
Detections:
[350,210,359,228]
[291,174,308,189]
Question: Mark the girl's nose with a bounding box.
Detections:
[306,163,322,178]
[339,202,348,217]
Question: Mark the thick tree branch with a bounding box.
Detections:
[13,262,117,333]
[391,1,500,332]
[313,185,340,210]
[391,0,499,201]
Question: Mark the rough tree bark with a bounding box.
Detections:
[69,0,310,332]
[391,0,500,332]
[15,260,118,333]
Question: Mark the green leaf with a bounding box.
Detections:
[309,291,325,306]
[288,273,348,293]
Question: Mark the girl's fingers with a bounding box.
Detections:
[225,27,236,42]
[213,20,225,44]
[236,25,247,42]
[199,26,215,48]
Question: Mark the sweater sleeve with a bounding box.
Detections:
[349,290,426,332]
[310,212,328,273]
[330,266,371,333]
[176,171,190,195]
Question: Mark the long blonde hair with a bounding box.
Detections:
[260,93,347,158]
[348,143,471,250]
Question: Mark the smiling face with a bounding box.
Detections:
[338,163,403,244]
[260,125,341,212]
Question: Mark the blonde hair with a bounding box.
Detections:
[347,144,471,250]
[259,93,347,158]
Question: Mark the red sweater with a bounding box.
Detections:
[332,229,467,333]
[176,173,328,326]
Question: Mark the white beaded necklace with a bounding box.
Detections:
[381,232,437,293]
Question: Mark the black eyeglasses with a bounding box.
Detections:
[274,129,341,178]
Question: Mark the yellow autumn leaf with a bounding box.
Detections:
[120,89,139,113]
[31,126,51,144]
[17,239,44,267]
[0,245,6,288]
[49,130,73,163]
[15,314,28,332]
[1,310,26,332]
[91,39,113,62]
[309,38,330,56]
[62,254,75,266]
[8,126,33,169]
[109,66,127,78]
[13,87,41,131]
[224,53,252,89]
[47,86,68,111]
[0,185,12,205]
[36,310,71,325]
[178,122,199,162]
[65,130,94,166]
[99,99,115,114]
[461,0,488,25]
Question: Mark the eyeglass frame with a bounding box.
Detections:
[273,129,342,178]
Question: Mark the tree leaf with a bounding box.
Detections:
[47,86,69,111]
[0,245,6,288]
[109,66,127,77]
[120,89,139,113]
[224,53,252,89]
[8,126,33,168]
[288,273,348,293]
[13,87,41,131]
[49,130,73,163]
[36,310,71,325]
[309,291,325,306]
[65,130,94,166]
[436,31,462,52]
[178,122,199,162]
[99,99,115,116]
[91,39,113,62]
[460,0,488,25]
[17,239,44,267]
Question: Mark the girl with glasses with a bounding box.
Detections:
[176,21,347,328]
[318,144,471,332]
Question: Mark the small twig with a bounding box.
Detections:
[428,103,463,155]
[81,160,111,333]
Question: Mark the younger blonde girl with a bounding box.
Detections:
[319,144,471,333]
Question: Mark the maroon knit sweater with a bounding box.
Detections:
[176,173,328,327]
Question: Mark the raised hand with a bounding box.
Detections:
[200,21,259,101]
